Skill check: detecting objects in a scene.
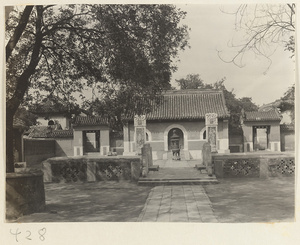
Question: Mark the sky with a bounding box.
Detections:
[170,4,295,106]
[3,3,296,108]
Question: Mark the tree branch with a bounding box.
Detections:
[6,5,33,61]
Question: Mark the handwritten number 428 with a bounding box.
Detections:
[10,228,46,242]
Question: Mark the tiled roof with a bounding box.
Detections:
[26,126,73,138]
[146,90,230,120]
[73,116,109,126]
[243,110,282,122]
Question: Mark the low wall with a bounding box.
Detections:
[213,153,295,178]
[43,156,142,183]
[6,170,45,220]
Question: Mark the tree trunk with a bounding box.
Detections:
[6,6,44,173]
[6,113,14,173]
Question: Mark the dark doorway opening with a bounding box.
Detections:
[83,130,100,154]
[168,128,184,151]
[253,126,270,151]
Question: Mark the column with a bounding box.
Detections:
[100,128,110,155]
[123,123,130,154]
[73,129,83,156]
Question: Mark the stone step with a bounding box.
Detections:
[138,178,219,186]
[195,164,206,170]
[141,176,216,181]
[148,165,159,171]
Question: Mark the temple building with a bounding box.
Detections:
[23,89,294,166]
[123,89,230,159]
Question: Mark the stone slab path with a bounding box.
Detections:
[137,185,218,222]
[154,159,199,168]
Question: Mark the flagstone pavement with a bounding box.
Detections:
[138,185,217,222]
[11,183,217,223]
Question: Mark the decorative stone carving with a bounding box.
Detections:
[134,115,146,126]
[208,126,217,152]
[205,113,218,126]
[136,127,146,149]
[134,115,146,154]
[205,113,218,152]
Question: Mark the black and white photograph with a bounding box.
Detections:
[1,1,298,244]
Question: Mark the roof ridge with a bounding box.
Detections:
[163,89,222,95]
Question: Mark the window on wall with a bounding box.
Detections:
[146,133,149,141]
[48,120,54,126]
[203,130,206,140]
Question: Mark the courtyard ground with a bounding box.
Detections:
[12,181,152,222]
[9,176,295,223]
[204,177,295,223]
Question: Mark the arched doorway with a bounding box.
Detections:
[168,128,184,151]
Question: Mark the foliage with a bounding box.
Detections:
[278,84,295,124]
[218,4,295,70]
[6,5,189,107]
[28,95,81,119]
[175,74,204,89]
[6,4,189,172]
[14,107,38,128]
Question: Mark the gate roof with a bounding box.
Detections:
[146,89,230,120]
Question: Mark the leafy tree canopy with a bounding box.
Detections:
[14,107,38,128]
[175,74,204,90]
[278,84,295,124]
[6,4,189,172]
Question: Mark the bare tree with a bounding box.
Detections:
[218,4,295,70]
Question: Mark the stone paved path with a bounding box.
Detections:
[154,159,199,168]
[137,185,218,222]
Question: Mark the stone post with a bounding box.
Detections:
[213,160,224,178]
[131,161,142,181]
[202,142,213,176]
[134,115,146,155]
[87,161,96,182]
[42,161,52,182]
[141,144,152,177]
[142,143,153,166]
[205,113,218,153]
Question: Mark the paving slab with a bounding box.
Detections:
[138,185,217,222]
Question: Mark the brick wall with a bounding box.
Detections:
[24,139,56,167]
[55,138,73,156]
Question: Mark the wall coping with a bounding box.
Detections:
[6,170,44,179]
[212,152,294,160]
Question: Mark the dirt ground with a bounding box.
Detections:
[11,181,152,222]
[204,177,295,223]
